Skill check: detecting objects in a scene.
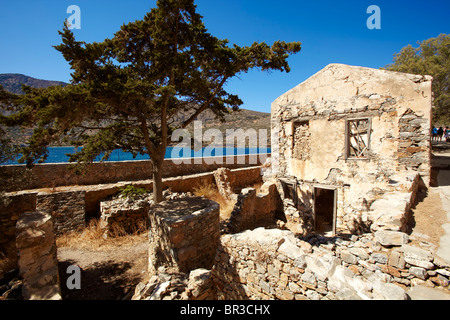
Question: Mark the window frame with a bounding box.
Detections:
[344,117,372,160]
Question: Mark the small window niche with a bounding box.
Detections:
[345,118,372,160]
[292,121,311,161]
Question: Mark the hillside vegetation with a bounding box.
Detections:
[0,74,271,148]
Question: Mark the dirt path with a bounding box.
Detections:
[57,236,149,300]
[409,188,447,250]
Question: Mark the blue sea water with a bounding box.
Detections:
[5,146,271,165]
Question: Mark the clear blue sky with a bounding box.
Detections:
[0,0,448,113]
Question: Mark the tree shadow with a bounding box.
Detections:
[212,244,249,300]
[404,189,429,235]
[58,259,141,300]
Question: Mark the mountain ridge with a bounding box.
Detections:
[0,73,67,94]
[0,73,271,147]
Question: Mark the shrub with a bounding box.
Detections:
[119,185,148,200]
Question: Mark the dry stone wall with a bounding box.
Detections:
[0,192,36,253]
[212,228,450,300]
[0,154,268,192]
[99,197,149,238]
[226,182,282,233]
[36,191,86,236]
[148,197,220,274]
[15,212,61,300]
[1,166,263,255]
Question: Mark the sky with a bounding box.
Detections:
[0,0,449,114]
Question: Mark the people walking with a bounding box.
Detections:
[432,127,438,141]
[438,127,444,141]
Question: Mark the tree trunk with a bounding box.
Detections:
[151,158,164,204]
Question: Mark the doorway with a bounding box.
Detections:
[314,187,336,235]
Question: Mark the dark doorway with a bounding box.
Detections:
[314,187,336,234]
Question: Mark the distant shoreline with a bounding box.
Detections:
[5,146,272,165]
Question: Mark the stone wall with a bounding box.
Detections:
[0,192,37,255]
[15,212,61,300]
[271,64,432,234]
[148,197,220,274]
[99,196,150,239]
[227,182,282,233]
[36,191,86,235]
[212,228,450,300]
[397,108,431,189]
[0,154,268,192]
[1,166,263,254]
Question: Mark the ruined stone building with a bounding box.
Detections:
[4,63,446,301]
[270,63,433,236]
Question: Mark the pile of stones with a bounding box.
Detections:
[133,227,450,300]
[132,267,215,300]
[0,269,23,300]
[99,190,194,238]
[302,230,450,294]
[213,227,450,300]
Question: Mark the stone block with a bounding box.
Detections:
[409,266,428,280]
[388,250,406,269]
[341,250,359,265]
[400,245,434,269]
[375,230,409,247]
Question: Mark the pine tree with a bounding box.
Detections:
[0,0,301,202]
[384,34,450,125]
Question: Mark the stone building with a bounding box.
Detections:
[270,63,433,235]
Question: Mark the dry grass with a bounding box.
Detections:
[56,219,148,251]
[193,182,236,221]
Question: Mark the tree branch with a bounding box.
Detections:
[181,76,229,129]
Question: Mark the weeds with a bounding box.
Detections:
[118,185,149,200]
[193,182,236,221]
[56,219,148,251]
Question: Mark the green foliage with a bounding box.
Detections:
[383,34,450,125]
[0,0,301,202]
[119,185,149,200]
[0,126,15,164]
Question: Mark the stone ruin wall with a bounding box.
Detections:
[132,65,445,301]
[148,197,220,274]
[0,165,263,300]
[0,165,263,254]
[212,228,450,300]
[0,154,267,193]
[271,63,433,234]
[226,183,282,234]
[15,212,61,300]
[134,225,450,300]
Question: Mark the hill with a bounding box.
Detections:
[0,74,271,147]
[0,73,66,94]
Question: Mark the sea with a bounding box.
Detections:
[5,146,271,165]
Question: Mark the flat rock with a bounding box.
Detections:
[375,230,409,247]
[408,285,450,300]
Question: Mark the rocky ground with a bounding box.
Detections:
[3,147,450,300]
[56,159,450,300]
